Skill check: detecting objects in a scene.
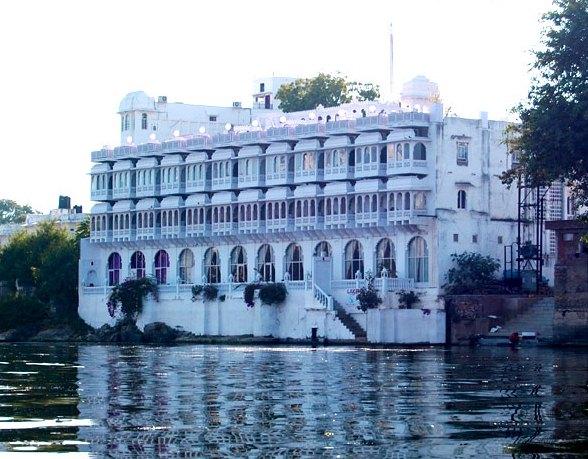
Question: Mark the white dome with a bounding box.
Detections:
[118,91,154,113]
[400,76,439,101]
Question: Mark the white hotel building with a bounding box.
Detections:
[79,76,520,344]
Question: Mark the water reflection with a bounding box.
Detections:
[0,344,586,456]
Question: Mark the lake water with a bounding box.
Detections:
[0,344,586,457]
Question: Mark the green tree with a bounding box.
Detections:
[501,0,588,216]
[444,252,501,295]
[0,199,36,224]
[75,217,90,241]
[0,222,79,315]
[276,73,380,113]
[356,274,382,312]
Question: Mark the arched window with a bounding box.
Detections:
[457,190,467,209]
[396,144,403,161]
[403,143,410,160]
[204,248,221,284]
[376,239,396,277]
[124,114,129,131]
[130,251,145,279]
[141,113,147,130]
[108,252,122,286]
[230,246,247,283]
[407,237,428,282]
[257,244,275,282]
[154,250,170,285]
[344,240,364,279]
[285,243,304,281]
[414,193,427,210]
[179,249,195,284]
[314,241,332,258]
[413,142,427,160]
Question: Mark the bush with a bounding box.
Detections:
[0,295,49,331]
[444,252,501,295]
[107,277,158,321]
[259,283,287,306]
[356,275,382,312]
[397,290,421,309]
[244,283,261,308]
[202,285,219,301]
[191,285,204,301]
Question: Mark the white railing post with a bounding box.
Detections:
[228,274,234,299]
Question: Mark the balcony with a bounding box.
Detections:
[324,165,353,181]
[161,139,188,154]
[356,114,389,131]
[387,112,430,127]
[90,230,111,243]
[387,209,429,224]
[136,227,158,240]
[135,183,159,198]
[138,142,162,157]
[112,187,135,200]
[238,130,267,145]
[186,179,209,193]
[113,145,138,159]
[355,211,386,226]
[325,119,356,134]
[186,223,209,237]
[112,228,134,242]
[266,126,297,141]
[294,216,324,230]
[91,148,113,162]
[324,213,353,228]
[160,181,185,196]
[238,174,265,188]
[238,219,265,234]
[186,135,213,150]
[161,225,184,239]
[295,123,326,138]
[91,189,111,201]
[387,159,428,176]
[211,221,237,236]
[294,168,323,183]
[355,162,387,179]
[266,217,294,233]
[265,171,293,187]
[211,176,237,191]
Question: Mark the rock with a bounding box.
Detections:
[143,322,179,344]
[0,324,40,342]
[31,327,75,342]
[86,321,143,343]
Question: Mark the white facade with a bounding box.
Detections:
[81,78,530,343]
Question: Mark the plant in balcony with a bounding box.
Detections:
[202,284,219,302]
[191,285,204,301]
[397,290,421,309]
[107,277,158,322]
[259,283,287,306]
[356,274,382,312]
[244,282,261,308]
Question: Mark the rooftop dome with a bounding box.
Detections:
[118,91,154,113]
[401,76,439,100]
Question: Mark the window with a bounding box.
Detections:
[179,249,195,284]
[344,240,364,279]
[457,142,468,165]
[407,237,428,282]
[130,251,145,279]
[260,82,265,92]
[204,248,221,284]
[209,115,217,122]
[376,238,396,277]
[414,193,427,210]
[453,234,459,242]
[285,243,304,281]
[257,244,275,282]
[472,234,478,243]
[230,246,247,283]
[413,142,426,161]
[154,250,170,285]
[141,113,147,130]
[457,190,467,209]
[302,152,315,171]
[108,252,122,286]
[314,241,332,258]
[124,114,130,131]
[498,236,503,244]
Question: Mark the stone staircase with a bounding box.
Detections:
[491,298,555,344]
[332,298,367,342]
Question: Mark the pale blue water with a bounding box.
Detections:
[0,344,586,457]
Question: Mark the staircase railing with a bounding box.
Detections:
[313,283,333,310]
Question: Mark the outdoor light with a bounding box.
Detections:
[198,126,206,134]
[279,115,287,124]
[149,133,156,141]
[308,112,316,120]
[173,129,180,138]
[338,109,346,117]
[225,123,232,131]
[126,136,133,144]
[252,119,259,127]
[369,105,376,114]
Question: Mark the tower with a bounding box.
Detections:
[389,23,394,100]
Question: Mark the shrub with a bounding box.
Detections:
[202,284,219,301]
[397,290,421,309]
[356,275,382,312]
[107,277,158,321]
[244,283,261,308]
[191,285,204,302]
[0,294,49,331]
[444,252,501,295]
[259,283,287,306]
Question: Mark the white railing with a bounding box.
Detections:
[112,187,135,199]
[387,159,428,172]
[211,222,237,235]
[324,214,350,225]
[238,174,265,186]
[91,189,111,201]
[331,278,415,291]
[186,223,207,237]
[185,179,209,192]
[294,168,323,181]
[211,177,236,189]
[324,166,353,178]
[294,216,324,229]
[355,163,386,176]
[160,182,184,193]
[135,184,158,195]
[266,218,293,232]
[265,171,293,183]
[313,284,333,310]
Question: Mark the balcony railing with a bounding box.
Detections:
[136,227,158,240]
[211,221,237,235]
[91,189,112,201]
[238,220,265,234]
[137,143,162,157]
[387,209,428,222]
[238,174,265,187]
[325,119,356,133]
[324,166,353,180]
[238,130,267,145]
[185,179,210,193]
[294,216,324,230]
[294,168,323,183]
[386,159,428,175]
[160,182,184,195]
[295,123,326,138]
[324,213,352,227]
[112,228,134,241]
[112,187,136,200]
[211,177,236,190]
[356,114,389,130]
[265,171,293,186]
[355,162,386,178]
[91,148,113,162]
[331,278,415,291]
[266,217,294,232]
[355,211,385,226]
[90,230,111,242]
[186,223,209,237]
[161,226,184,238]
[135,184,159,197]
[387,112,430,125]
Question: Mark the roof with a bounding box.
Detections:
[119,91,155,113]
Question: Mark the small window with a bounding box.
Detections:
[472,234,478,243]
[457,142,468,165]
[141,113,147,130]
[453,234,459,242]
[457,190,467,209]
[209,115,217,122]
[497,236,503,244]
[563,233,574,242]
[260,82,265,92]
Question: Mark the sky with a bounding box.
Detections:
[0,0,553,213]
